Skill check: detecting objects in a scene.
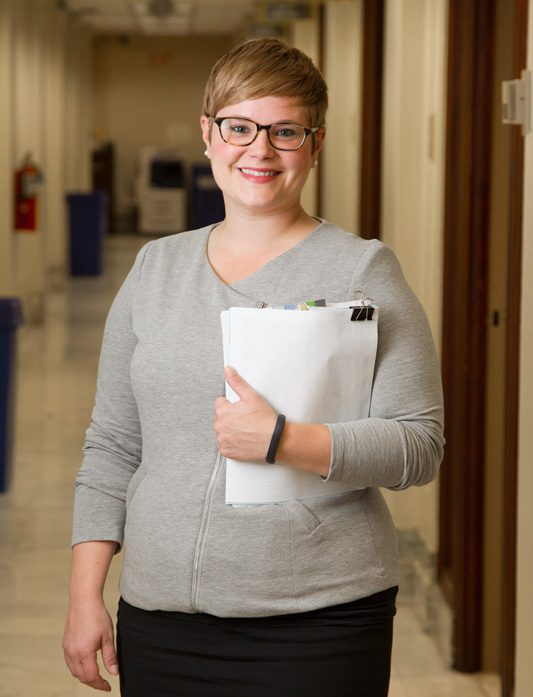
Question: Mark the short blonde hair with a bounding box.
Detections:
[202,37,328,128]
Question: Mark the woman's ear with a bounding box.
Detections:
[200,115,211,149]
[313,127,326,155]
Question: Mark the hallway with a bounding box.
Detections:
[0,234,500,697]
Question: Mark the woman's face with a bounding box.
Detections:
[200,95,325,217]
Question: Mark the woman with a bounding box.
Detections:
[63,38,444,696]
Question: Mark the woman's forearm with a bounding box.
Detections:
[69,540,118,602]
[276,421,331,478]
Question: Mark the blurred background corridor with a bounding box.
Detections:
[1,1,533,696]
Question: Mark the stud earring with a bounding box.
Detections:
[204,149,210,158]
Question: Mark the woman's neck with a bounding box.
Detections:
[206,206,320,285]
[212,206,318,255]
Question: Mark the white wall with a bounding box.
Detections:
[92,35,234,217]
[515,3,533,693]
[0,0,15,296]
[12,0,47,322]
[64,19,93,194]
[291,17,320,217]
[0,0,93,318]
[42,8,68,286]
[321,0,363,232]
[380,0,448,552]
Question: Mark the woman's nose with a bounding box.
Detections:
[248,128,275,157]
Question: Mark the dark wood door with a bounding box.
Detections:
[439,0,526,690]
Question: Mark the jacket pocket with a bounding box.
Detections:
[284,499,321,534]
[287,489,392,600]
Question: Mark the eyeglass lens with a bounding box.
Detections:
[218,118,306,150]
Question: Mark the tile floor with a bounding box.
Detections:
[0,234,501,696]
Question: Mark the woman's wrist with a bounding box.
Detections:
[276,421,331,477]
[69,540,118,602]
[265,414,286,463]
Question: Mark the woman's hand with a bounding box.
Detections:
[215,366,277,462]
[63,541,118,691]
[63,596,118,692]
[215,366,331,476]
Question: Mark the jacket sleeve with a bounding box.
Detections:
[71,243,151,547]
[324,242,444,490]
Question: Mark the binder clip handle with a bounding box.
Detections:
[349,292,374,321]
[350,305,374,321]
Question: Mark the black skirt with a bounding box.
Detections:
[117,587,398,697]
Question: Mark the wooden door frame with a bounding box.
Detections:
[359,0,384,240]
[501,2,528,694]
[438,0,495,672]
[439,0,526,683]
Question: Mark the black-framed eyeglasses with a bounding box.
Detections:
[210,116,319,151]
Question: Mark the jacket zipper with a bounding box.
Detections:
[191,451,223,611]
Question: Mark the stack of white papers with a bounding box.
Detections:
[221,304,378,505]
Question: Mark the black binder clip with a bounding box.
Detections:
[349,290,374,321]
[350,305,374,321]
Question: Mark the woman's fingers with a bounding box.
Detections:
[215,369,277,460]
[223,365,254,399]
[101,632,119,676]
[64,648,112,691]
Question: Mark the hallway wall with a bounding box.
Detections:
[0,0,14,296]
[515,2,533,693]
[0,0,92,318]
[291,16,320,218]
[380,0,448,554]
[321,0,363,233]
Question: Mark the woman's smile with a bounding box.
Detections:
[237,166,281,182]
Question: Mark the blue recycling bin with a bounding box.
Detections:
[190,164,225,229]
[0,298,23,492]
[67,191,108,275]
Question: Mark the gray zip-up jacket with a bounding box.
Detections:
[72,221,444,617]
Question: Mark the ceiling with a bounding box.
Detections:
[61,0,313,37]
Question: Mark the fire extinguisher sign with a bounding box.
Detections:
[14,152,44,232]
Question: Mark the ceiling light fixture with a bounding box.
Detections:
[129,0,195,34]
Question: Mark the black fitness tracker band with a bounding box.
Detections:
[266,414,286,464]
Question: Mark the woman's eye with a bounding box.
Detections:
[230,124,252,135]
[272,126,301,140]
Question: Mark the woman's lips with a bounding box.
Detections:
[238,167,281,182]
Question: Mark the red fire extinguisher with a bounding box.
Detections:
[14,152,44,232]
